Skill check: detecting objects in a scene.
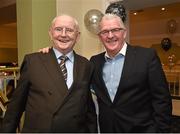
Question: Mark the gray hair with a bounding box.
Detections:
[99,13,126,31]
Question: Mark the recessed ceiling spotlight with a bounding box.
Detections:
[133,12,137,15]
[161,7,165,11]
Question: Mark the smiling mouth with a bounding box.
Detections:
[58,39,70,43]
[107,39,117,43]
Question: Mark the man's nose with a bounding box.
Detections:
[107,31,113,38]
[61,28,67,36]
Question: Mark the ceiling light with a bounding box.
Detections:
[161,7,165,11]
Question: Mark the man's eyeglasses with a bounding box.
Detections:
[54,27,75,35]
[98,28,125,36]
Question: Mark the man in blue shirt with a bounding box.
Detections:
[90,13,172,133]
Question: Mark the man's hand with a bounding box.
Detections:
[38,47,51,53]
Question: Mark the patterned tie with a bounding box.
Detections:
[59,55,68,81]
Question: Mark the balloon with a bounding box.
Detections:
[167,19,177,34]
[105,1,126,22]
[84,9,104,34]
[106,0,121,3]
[167,54,176,69]
[161,38,172,51]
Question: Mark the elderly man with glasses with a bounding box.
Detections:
[1,14,97,133]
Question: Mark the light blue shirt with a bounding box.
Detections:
[103,43,127,101]
[53,48,74,89]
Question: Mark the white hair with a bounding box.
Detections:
[51,14,80,32]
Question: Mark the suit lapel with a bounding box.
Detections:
[60,52,79,97]
[61,51,79,92]
[52,52,82,112]
[95,53,112,104]
[39,49,68,102]
[72,52,79,86]
[113,45,136,103]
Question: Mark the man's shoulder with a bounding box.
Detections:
[23,52,47,60]
[90,52,105,61]
[25,52,42,57]
[75,53,88,62]
[128,45,158,62]
[23,51,57,65]
[128,45,155,54]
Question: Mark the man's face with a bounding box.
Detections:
[98,17,126,57]
[49,16,80,54]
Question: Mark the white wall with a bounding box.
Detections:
[56,0,130,59]
[56,0,107,59]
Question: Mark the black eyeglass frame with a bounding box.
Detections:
[98,28,125,36]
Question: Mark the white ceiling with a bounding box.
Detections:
[122,0,180,10]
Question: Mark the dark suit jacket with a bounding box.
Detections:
[90,45,172,133]
[2,49,97,133]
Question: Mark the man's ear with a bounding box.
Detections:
[123,30,127,39]
[76,32,81,43]
[48,29,52,40]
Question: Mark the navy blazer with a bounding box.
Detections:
[90,44,172,133]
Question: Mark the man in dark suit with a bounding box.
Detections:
[1,15,97,133]
[90,14,172,133]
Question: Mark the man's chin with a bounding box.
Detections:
[57,43,69,48]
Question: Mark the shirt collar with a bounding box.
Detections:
[105,42,127,60]
[53,47,74,63]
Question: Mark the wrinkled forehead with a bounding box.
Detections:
[99,14,125,30]
[99,19,118,31]
[52,16,77,29]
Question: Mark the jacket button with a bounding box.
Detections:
[48,91,52,95]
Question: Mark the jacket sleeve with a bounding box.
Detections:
[85,62,98,133]
[1,55,30,132]
[148,49,172,132]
